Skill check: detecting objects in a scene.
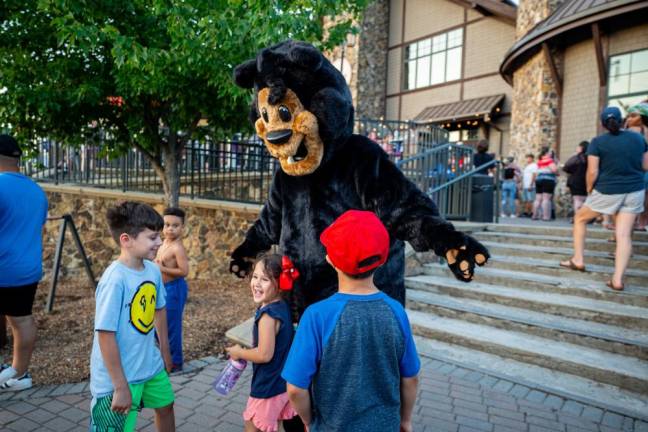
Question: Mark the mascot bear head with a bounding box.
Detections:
[233,40,354,176]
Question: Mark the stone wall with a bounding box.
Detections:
[356,0,389,119]
[515,0,564,39]
[41,185,261,282]
[509,0,563,162]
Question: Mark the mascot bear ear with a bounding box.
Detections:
[233,59,257,89]
[288,43,323,72]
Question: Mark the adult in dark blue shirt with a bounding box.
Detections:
[0,135,49,391]
[561,107,648,291]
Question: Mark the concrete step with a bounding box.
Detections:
[483,222,648,242]
[474,231,648,255]
[480,240,648,270]
[407,309,648,394]
[488,254,648,286]
[421,263,648,307]
[407,289,648,359]
[412,334,648,421]
[406,274,648,329]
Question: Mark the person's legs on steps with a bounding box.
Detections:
[561,205,601,269]
[541,193,553,221]
[613,212,639,289]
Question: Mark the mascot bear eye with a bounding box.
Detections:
[278,105,291,122]
[261,107,269,123]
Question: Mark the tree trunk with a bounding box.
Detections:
[160,144,181,208]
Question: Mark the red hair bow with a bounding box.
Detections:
[279,256,300,291]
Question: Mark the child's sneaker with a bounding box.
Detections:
[0,372,32,392]
[0,364,17,386]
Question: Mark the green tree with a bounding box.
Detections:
[0,0,369,206]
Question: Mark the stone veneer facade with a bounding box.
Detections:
[508,0,564,163]
[41,185,261,282]
[355,0,389,119]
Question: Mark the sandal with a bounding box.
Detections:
[559,259,586,272]
[606,280,624,291]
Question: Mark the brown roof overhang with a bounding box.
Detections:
[413,94,505,124]
[448,0,517,25]
[500,0,648,84]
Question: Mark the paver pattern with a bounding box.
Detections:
[1,356,646,431]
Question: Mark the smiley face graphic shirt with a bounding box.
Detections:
[90,260,167,397]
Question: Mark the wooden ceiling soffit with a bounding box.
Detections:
[446,0,517,25]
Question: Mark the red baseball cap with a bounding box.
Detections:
[320,210,390,275]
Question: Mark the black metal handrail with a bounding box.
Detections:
[429,158,502,223]
[355,118,449,162]
[397,144,476,220]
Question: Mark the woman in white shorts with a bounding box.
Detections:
[560,107,648,291]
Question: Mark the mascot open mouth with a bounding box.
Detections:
[254,88,325,176]
[288,140,309,164]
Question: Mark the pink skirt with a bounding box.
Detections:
[243,392,298,432]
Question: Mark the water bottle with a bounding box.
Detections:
[213,359,247,395]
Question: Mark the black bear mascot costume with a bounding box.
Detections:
[230,40,489,318]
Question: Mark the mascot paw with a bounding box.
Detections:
[445,235,490,282]
[230,242,256,278]
[229,257,252,278]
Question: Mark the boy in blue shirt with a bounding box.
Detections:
[90,201,175,432]
[282,210,420,432]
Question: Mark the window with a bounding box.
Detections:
[608,49,648,115]
[404,28,463,90]
[447,128,479,143]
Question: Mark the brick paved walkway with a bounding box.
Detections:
[1,355,647,431]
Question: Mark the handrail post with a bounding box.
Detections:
[495,162,501,224]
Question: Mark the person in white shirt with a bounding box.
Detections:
[521,154,538,217]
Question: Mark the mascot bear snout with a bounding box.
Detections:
[266,130,293,145]
[255,87,324,176]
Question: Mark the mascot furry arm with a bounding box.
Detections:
[229,40,488,312]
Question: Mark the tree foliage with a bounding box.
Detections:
[0,0,369,205]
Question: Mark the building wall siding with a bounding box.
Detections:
[389,0,404,47]
[387,48,402,95]
[399,84,461,120]
[465,19,517,78]
[467,8,482,21]
[386,96,400,120]
[404,0,464,42]
[560,39,599,158]
[608,24,648,55]
[463,76,513,112]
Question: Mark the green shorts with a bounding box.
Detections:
[90,369,174,432]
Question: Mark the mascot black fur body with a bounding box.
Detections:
[231,40,489,317]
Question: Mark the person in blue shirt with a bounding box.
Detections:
[0,135,48,392]
[561,107,648,291]
[282,210,420,432]
[89,201,175,432]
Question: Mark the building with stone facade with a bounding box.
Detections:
[501,0,648,161]
[352,0,518,154]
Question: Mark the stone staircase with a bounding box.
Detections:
[407,222,648,420]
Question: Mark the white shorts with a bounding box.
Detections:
[584,189,645,215]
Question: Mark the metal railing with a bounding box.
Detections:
[354,118,448,162]
[397,144,501,221]
[21,138,278,204]
[427,158,502,222]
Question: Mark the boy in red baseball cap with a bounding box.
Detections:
[281,210,420,432]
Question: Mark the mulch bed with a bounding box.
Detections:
[0,273,254,386]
